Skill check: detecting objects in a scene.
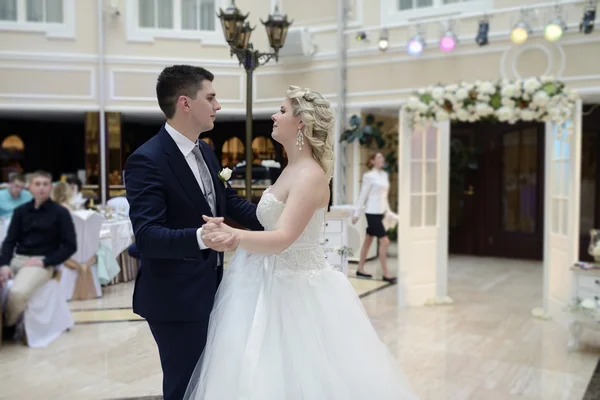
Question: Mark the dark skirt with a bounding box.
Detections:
[365,213,387,238]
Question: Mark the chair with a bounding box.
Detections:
[2,270,74,348]
[23,270,74,348]
[59,210,105,301]
[107,196,129,216]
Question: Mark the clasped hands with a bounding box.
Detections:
[201,215,239,252]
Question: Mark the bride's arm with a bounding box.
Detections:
[204,169,325,255]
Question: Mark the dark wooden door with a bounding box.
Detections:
[448,127,484,255]
[448,122,545,260]
[482,123,545,259]
[579,105,600,261]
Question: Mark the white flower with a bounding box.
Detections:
[416,102,429,112]
[219,168,233,186]
[524,78,541,94]
[445,84,458,92]
[432,87,445,101]
[456,109,470,121]
[520,110,535,121]
[435,110,450,121]
[455,88,469,101]
[501,97,516,107]
[479,81,495,95]
[407,96,421,109]
[532,91,550,107]
[496,106,515,122]
[540,75,553,83]
[475,103,493,116]
[501,84,518,98]
[581,299,596,310]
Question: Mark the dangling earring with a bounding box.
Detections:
[296,128,304,150]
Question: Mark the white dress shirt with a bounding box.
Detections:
[354,168,391,217]
[164,122,213,250]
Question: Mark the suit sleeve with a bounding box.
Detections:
[125,152,206,259]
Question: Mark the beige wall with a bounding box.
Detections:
[0,0,598,115]
[0,0,343,115]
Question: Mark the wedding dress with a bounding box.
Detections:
[184,188,418,400]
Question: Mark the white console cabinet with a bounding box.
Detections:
[321,211,350,276]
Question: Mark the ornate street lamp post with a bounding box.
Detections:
[218,2,292,201]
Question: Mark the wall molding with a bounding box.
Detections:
[2,85,599,116]
[0,33,596,70]
[108,67,244,104]
[0,64,95,100]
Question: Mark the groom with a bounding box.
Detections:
[125,65,263,400]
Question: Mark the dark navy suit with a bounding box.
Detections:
[125,126,262,400]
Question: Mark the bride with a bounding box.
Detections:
[184,86,418,399]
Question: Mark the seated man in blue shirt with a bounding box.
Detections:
[0,170,77,327]
[0,174,33,218]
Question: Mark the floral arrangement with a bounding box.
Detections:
[323,246,354,258]
[568,297,600,322]
[404,77,579,137]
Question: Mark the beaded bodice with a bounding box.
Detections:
[254,188,331,273]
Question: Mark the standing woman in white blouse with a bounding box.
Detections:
[352,152,396,283]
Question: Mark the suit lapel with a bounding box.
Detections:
[159,128,213,218]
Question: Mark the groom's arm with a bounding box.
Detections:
[224,186,264,231]
[125,152,206,259]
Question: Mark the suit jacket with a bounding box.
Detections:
[125,126,263,322]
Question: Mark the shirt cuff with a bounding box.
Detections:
[196,227,208,250]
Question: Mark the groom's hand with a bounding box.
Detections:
[202,216,239,252]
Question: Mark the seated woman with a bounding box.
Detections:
[52,182,98,300]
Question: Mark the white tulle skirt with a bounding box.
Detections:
[184,248,418,400]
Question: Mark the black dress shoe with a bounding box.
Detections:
[382,276,397,283]
[356,271,373,278]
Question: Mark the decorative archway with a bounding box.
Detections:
[396,77,581,323]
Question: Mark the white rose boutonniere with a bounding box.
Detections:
[218,167,233,187]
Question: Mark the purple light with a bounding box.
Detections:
[407,39,423,55]
[440,35,456,52]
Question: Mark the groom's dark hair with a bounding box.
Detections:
[156,65,214,119]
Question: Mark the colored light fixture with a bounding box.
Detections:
[510,21,530,44]
[439,31,457,52]
[544,18,566,41]
[407,34,425,55]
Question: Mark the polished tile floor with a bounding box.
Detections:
[1,247,599,400]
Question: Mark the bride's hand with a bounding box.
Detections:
[202,215,238,248]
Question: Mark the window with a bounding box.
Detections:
[131,0,218,42]
[0,0,63,23]
[381,0,492,25]
[0,0,72,37]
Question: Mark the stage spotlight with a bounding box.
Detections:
[475,18,489,46]
[544,18,567,41]
[439,31,457,52]
[378,29,389,51]
[510,21,531,44]
[580,1,596,34]
[407,34,425,55]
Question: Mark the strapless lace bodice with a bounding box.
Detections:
[253,188,331,274]
[257,189,326,245]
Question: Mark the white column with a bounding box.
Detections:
[397,108,451,306]
[543,99,582,324]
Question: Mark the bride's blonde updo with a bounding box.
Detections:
[285,85,335,180]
